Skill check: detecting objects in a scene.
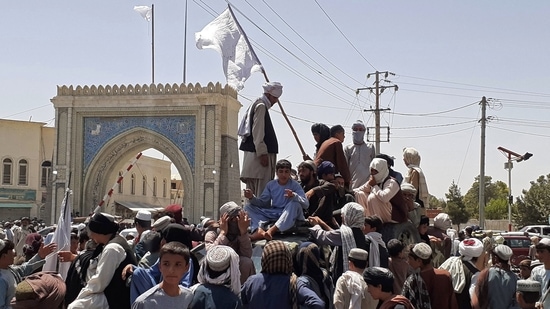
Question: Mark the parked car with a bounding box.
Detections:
[519,225,550,236]
[500,232,539,266]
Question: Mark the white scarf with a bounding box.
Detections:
[336,225,356,273]
[439,256,467,293]
[365,232,386,267]
[407,164,429,208]
[342,271,365,309]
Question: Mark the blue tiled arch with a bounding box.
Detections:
[83,116,195,171]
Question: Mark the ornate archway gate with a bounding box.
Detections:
[49,82,241,224]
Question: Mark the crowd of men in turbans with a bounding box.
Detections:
[0,81,547,308]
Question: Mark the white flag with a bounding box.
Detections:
[43,188,73,280]
[195,7,262,91]
[134,6,152,22]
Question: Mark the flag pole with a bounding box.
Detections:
[260,70,307,158]
[183,0,188,84]
[151,4,155,84]
[227,5,306,158]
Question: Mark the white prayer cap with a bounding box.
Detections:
[262,82,283,98]
[135,210,152,221]
[412,243,433,260]
[517,279,541,293]
[493,244,513,261]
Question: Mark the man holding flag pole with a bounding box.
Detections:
[195,4,306,197]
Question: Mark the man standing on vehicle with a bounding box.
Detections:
[239,82,283,196]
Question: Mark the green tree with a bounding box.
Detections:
[513,174,550,227]
[485,198,508,219]
[429,195,446,210]
[463,175,509,219]
[445,181,469,229]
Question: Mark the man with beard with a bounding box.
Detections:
[203,201,255,284]
[298,160,320,217]
[302,161,340,229]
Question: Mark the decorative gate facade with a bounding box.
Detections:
[48,82,241,224]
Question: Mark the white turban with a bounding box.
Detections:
[403,147,421,166]
[352,120,366,130]
[459,238,484,260]
[434,213,452,230]
[370,158,389,184]
[262,82,283,98]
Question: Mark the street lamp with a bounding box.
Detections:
[497,146,533,231]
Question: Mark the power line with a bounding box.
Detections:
[488,125,550,138]
[390,101,478,116]
[227,2,358,99]
[391,119,477,130]
[260,0,365,86]
[242,0,356,91]
[313,0,377,71]
[392,125,477,139]
[397,74,550,98]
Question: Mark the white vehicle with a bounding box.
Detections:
[519,225,550,235]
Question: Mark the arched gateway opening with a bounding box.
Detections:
[49,82,241,224]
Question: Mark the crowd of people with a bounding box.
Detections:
[0,82,546,308]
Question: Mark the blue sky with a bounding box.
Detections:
[2,1,549,201]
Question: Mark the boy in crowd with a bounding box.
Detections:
[516,280,540,309]
[334,248,375,309]
[132,242,193,308]
[244,159,309,241]
[363,267,414,309]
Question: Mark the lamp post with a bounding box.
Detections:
[497,146,532,231]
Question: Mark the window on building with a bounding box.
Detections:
[131,173,136,195]
[163,179,167,198]
[118,171,123,194]
[153,177,157,197]
[41,161,52,187]
[142,176,147,196]
[2,158,12,185]
[18,159,28,186]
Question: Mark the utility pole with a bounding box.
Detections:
[357,71,397,154]
[479,96,487,229]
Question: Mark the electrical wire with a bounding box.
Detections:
[242,0,356,91]
[390,101,479,116]
[391,125,477,139]
[397,74,550,98]
[260,0,365,86]
[487,125,550,138]
[391,119,477,130]
[313,0,377,71]
[2,104,51,119]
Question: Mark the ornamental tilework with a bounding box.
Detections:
[83,116,196,170]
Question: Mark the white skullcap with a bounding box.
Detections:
[493,244,513,261]
[135,210,152,221]
[262,82,283,98]
[412,243,433,260]
[517,279,541,293]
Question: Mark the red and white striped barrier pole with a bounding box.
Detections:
[94,152,143,213]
